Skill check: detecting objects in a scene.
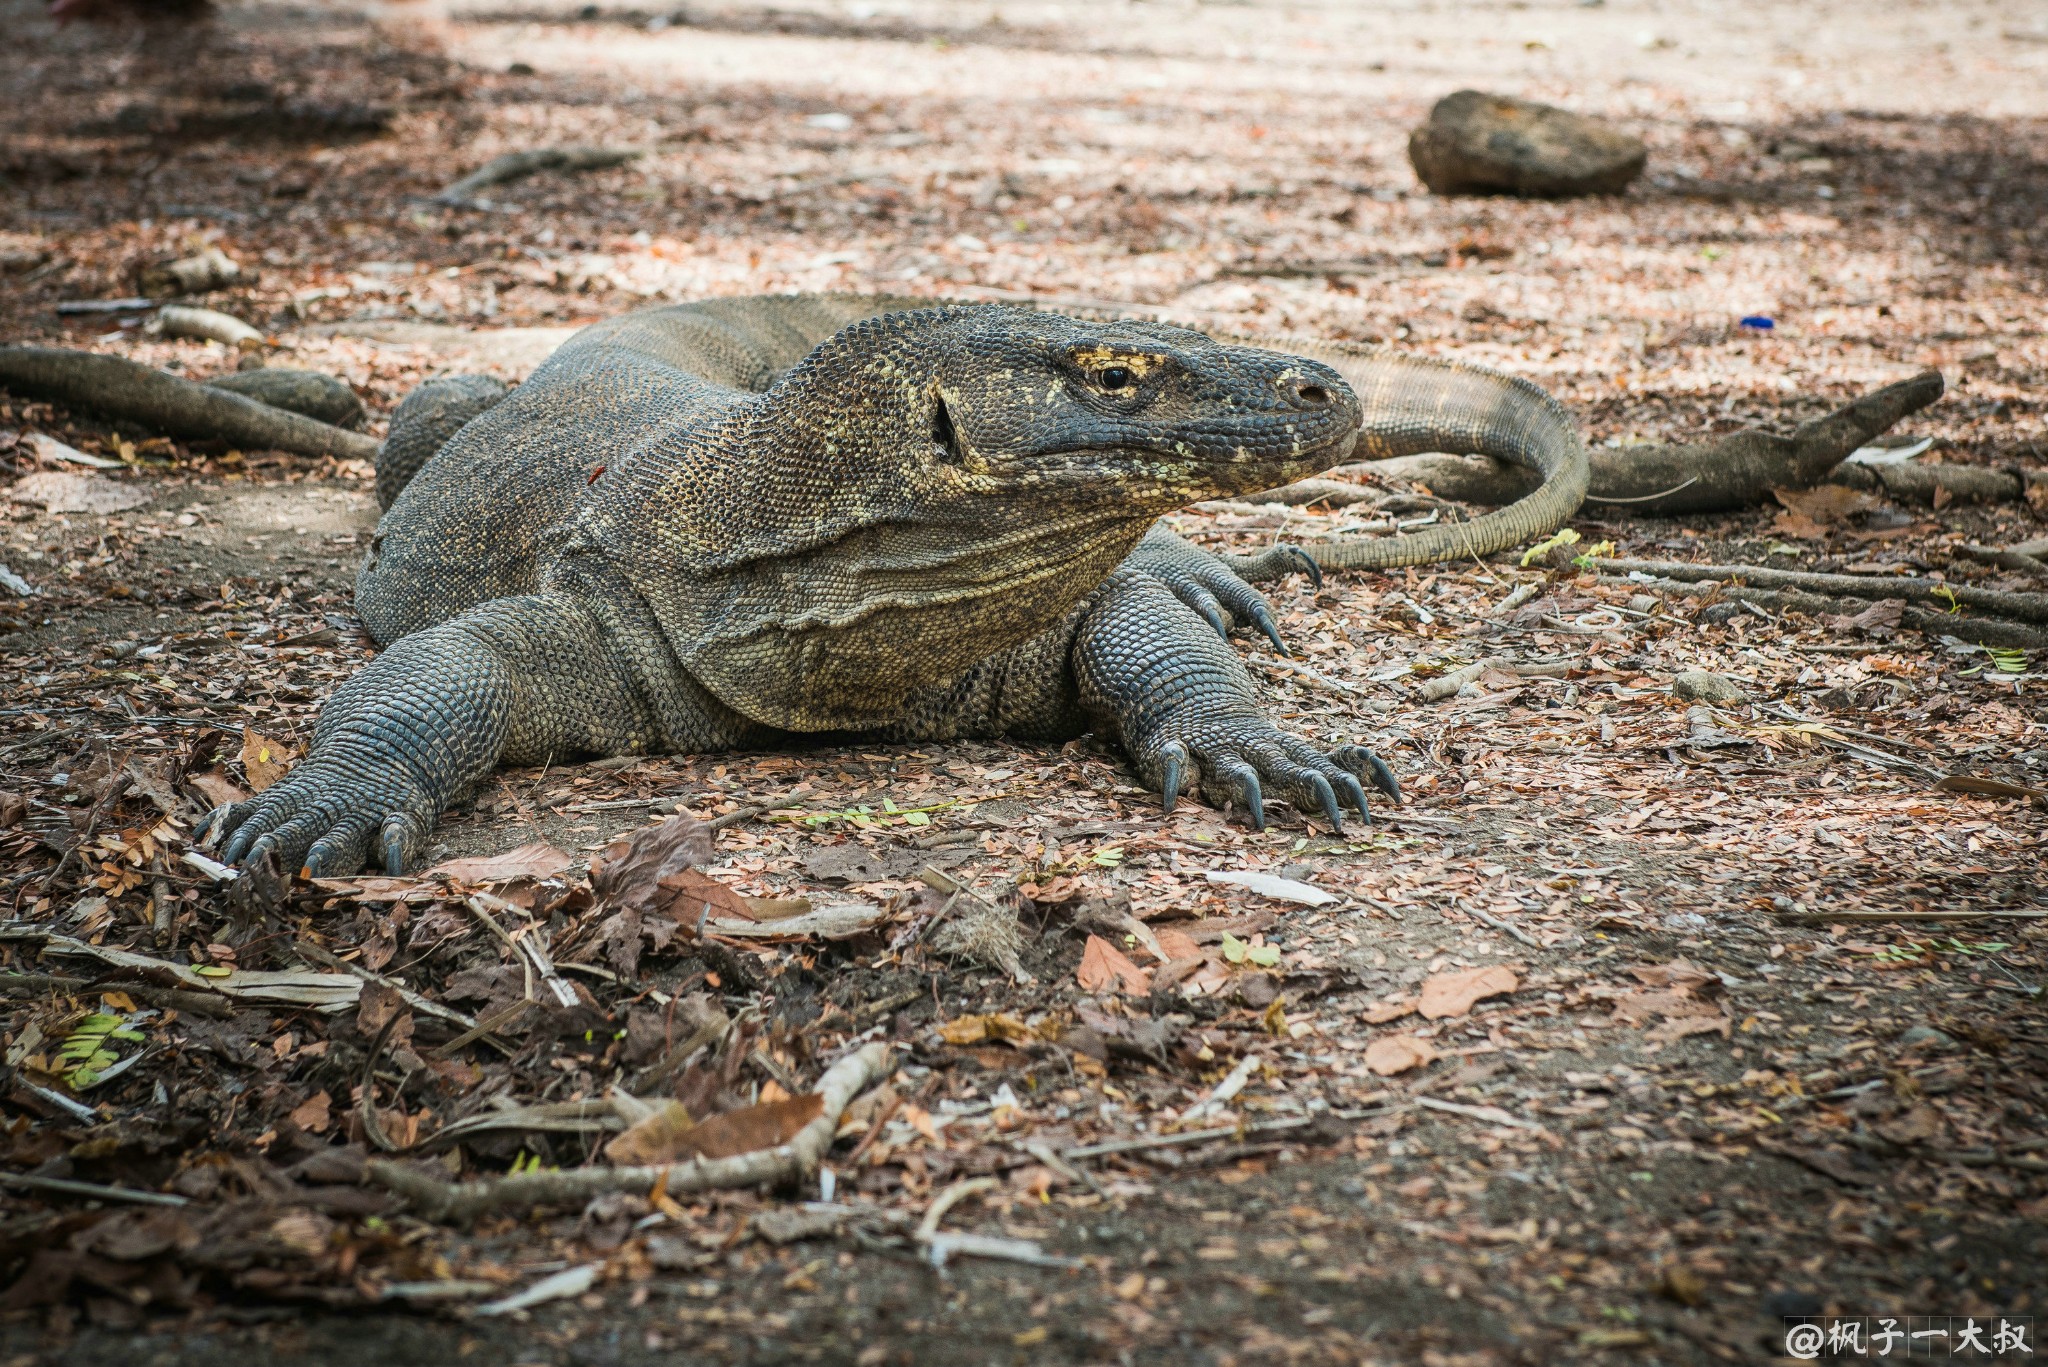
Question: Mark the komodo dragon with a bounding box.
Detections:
[215,294,1588,876]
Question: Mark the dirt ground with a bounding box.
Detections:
[2,0,2046,1362]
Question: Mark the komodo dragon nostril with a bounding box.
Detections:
[1284,378,1332,407]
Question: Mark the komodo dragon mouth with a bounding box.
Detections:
[213,294,1589,877]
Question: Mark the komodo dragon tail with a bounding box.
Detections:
[1221,335,1590,578]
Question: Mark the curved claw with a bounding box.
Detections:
[1335,745,1403,804]
[382,818,408,876]
[221,812,255,865]
[1279,545,1323,590]
[1363,752,1402,804]
[1248,601,1287,655]
[1226,764,1266,831]
[1305,771,1343,830]
[1337,772,1372,820]
[1194,600,1231,643]
[1161,750,1183,816]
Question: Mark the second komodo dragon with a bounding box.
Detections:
[217,295,1588,875]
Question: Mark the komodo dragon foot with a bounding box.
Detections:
[1076,563,1401,832]
[1122,526,1320,655]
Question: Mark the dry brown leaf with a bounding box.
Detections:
[426,841,572,885]
[740,895,813,921]
[665,1092,824,1162]
[1154,928,1203,962]
[1773,483,1882,525]
[590,814,714,914]
[1417,965,1519,1020]
[657,866,758,923]
[939,1013,1033,1046]
[288,1090,332,1134]
[1642,1013,1732,1044]
[1364,1033,1437,1076]
[239,728,296,793]
[1363,997,1417,1024]
[1076,934,1152,995]
[604,1099,697,1166]
[187,767,247,809]
[1874,1102,1948,1146]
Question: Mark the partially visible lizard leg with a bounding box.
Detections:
[376,374,510,511]
[214,591,679,876]
[1074,567,1399,830]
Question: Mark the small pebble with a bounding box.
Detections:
[1673,670,1747,704]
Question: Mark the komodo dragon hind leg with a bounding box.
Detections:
[376,374,512,511]
[1075,567,1399,830]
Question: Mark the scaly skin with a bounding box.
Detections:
[218,298,1398,875]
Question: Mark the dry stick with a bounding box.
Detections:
[0,347,379,461]
[433,146,646,206]
[1955,544,2048,585]
[1588,558,2048,626]
[466,893,579,1009]
[366,1041,893,1222]
[1467,906,1542,948]
[0,970,233,1019]
[1604,577,2048,650]
[0,1172,189,1207]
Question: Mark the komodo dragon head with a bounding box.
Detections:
[576,304,1362,732]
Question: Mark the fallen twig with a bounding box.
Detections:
[1955,543,2048,584]
[1606,576,2048,650]
[365,1042,893,1222]
[0,969,234,1018]
[1414,1095,1543,1131]
[156,304,262,347]
[1467,906,1542,948]
[1414,656,1569,702]
[0,346,378,461]
[0,1172,189,1207]
[466,893,579,1009]
[433,146,646,208]
[1590,557,2048,627]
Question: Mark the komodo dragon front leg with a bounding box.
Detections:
[883,537,1395,827]
[214,591,750,876]
[1075,567,1398,828]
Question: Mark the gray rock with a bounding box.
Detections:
[1897,1026,1955,1049]
[1408,91,1647,197]
[1673,669,1747,704]
[205,367,365,430]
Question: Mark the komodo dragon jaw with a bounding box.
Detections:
[575,306,1363,734]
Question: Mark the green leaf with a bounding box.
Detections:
[1220,932,1248,964]
[1090,845,1125,868]
[1988,647,2028,674]
[1246,944,1282,968]
[903,810,931,827]
[1521,527,1581,567]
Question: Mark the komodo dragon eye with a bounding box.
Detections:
[1096,366,1134,391]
